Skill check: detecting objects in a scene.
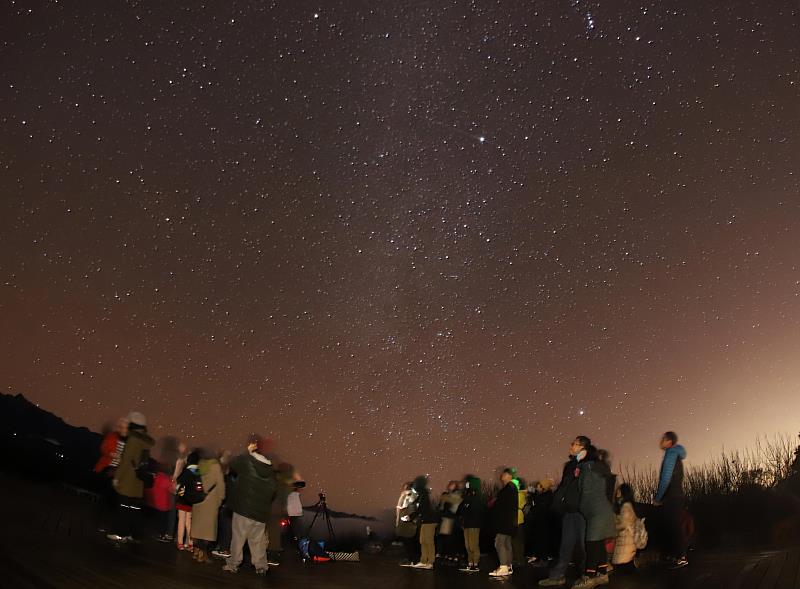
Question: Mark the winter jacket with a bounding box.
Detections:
[113,426,154,499]
[553,456,582,513]
[191,459,226,541]
[612,501,637,565]
[396,489,418,526]
[517,488,527,525]
[440,490,463,516]
[656,444,687,502]
[458,486,485,529]
[494,482,519,536]
[94,431,123,473]
[417,488,439,524]
[578,460,616,541]
[229,451,277,523]
[144,472,173,511]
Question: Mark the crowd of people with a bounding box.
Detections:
[92,411,689,586]
[394,432,689,588]
[93,411,305,576]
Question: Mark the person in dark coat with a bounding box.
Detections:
[411,475,439,569]
[458,475,484,572]
[223,435,277,575]
[572,446,616,589]
[528,478,557,564]
[539,435,591,587]
[489,468,518,577]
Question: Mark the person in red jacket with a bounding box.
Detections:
[95,417,129,475]
[94,417,129,532]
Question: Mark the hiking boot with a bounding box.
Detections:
[538,577,567,587]
[489,565,512,577]
[669,557,689,569]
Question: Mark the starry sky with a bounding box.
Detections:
[2,0,799,514]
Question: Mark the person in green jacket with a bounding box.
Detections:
[223,435,278,575]
[108,411,154,542]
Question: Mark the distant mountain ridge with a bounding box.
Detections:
[0,392,101,486]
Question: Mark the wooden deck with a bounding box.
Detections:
[1,472,799,589]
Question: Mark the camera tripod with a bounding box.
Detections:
[305,492,336,543]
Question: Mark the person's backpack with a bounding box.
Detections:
[633,516,648,550]
[134,450,154,489]
[177,468,215,505]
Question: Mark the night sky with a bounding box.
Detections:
[2,1,799,514]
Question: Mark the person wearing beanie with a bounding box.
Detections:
[222,435,278,575]
[107,410,154,542]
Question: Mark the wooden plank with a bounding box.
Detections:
[775,548,799,589]
[759,551,788,589]
[730,559,760,589]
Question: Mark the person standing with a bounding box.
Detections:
[107,411,154,542]
[612,483,638,570]
[528,479,557,565]
[211,450,234,558]
[655,431,688,568]
[95,417,129,477]
[438,480,464,563]
[190,451,226,563]
[411,475,438,570]
[175,451,199,551]
[223,435,278,575]
[396,481,420,567]
[167,442,190,542]
[458,475,484,573]
[539,436,591,587]
[94,417,128,531]
[489,468,518,577]
[572,445,616,589]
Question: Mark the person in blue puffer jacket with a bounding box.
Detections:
[654,431,688,569]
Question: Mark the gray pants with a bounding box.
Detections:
[227,513,269,571]
[495,533,514,566]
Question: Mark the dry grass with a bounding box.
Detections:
[620,433,798,505]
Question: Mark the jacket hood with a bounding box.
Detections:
[128,427,154,446]
[669,444,687,460]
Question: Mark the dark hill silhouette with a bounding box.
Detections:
[0,392,101,488]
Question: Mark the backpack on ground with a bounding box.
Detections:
[633,516,648,550]
[177,469,214,505]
